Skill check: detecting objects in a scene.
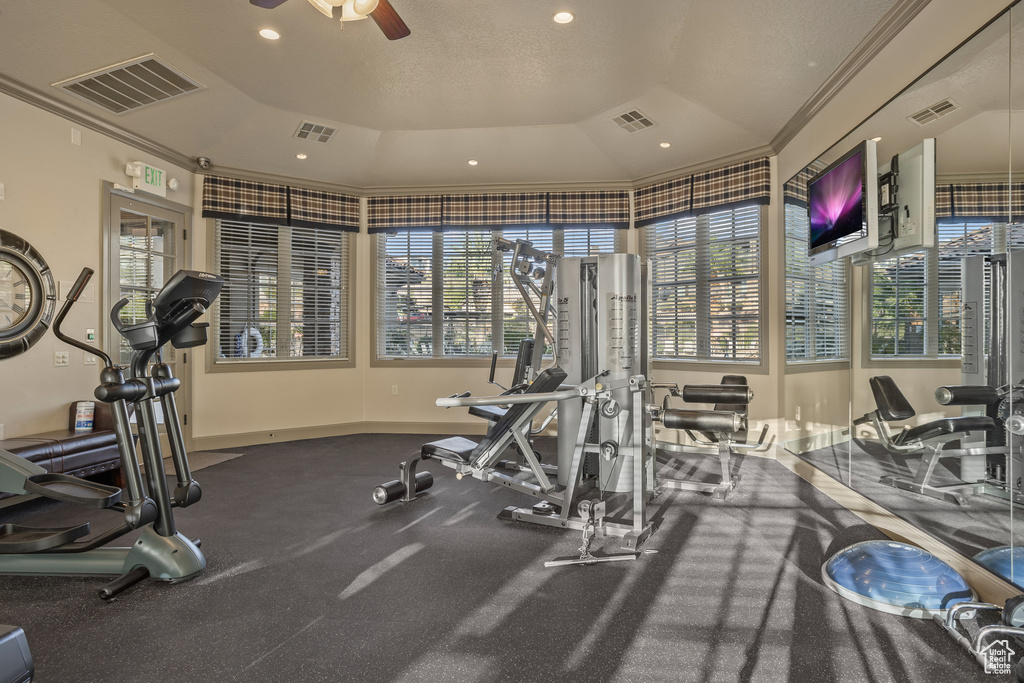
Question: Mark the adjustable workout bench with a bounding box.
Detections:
[372,367,569,505]
[856,375,995,505]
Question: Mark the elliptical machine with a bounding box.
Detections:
[0,266,223,599]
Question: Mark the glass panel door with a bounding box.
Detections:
[108,191,190,445]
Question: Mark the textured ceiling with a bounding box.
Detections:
[0,0,897,189]
[817,8,1024,179]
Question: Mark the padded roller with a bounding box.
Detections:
[934,385,1000,406]
[662,409,744,434]
[681,384,752,405]
[372,471,433,505]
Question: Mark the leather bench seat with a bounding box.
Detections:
[901,415,993,444]
[0,403,126,499]
[421,436,478,464]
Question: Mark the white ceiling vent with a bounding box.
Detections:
[611,109,656,133]
[907,98,959,126]
[294,121,337,143]
[53,54,202,114]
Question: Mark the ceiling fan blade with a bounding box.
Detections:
[370,0,410,40]
[250,0,290,8]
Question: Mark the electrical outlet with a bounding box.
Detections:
[0,424,4,440]
[84,352,97,366]
[54,351,69,367]
[795,405,801,421]
[392,384,399,396]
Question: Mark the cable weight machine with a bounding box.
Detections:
[374,239,764,565]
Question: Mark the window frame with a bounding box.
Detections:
[860,217,1002,369]
[784,201,851,374]
[205,218,356,373]
[371,227,626,366]
[643,203,769,374]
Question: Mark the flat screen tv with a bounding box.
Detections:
[807,139,879,265]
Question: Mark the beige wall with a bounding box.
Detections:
[0,0,1010,448]
[0,93,195,438]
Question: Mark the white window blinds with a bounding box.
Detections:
[645,205,762,362]
[869,219,993,358]
[378,231,434,357]
[377,227,622,359]
[785,202,849,363]
[215,220,350,362]
[441,231,493,356]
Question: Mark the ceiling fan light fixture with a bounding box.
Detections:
[308,0,337,18]
[341,0,378,21]
[553,11,575,24]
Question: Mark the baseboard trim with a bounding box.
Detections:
[192,420,489,451]
[774,445,1018,604]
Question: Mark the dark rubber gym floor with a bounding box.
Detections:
[0,434,1010,682]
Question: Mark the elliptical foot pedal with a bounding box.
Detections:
[0,522,90,553]
[23,473,121,509]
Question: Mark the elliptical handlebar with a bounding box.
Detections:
[53,267,113,368]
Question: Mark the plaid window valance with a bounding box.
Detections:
[935,184,952,219]
[635,156,770,227]
[946,182,1024,222]
[691,157,770,213]
[202,175,289,226]
[367,195,443,232]
[548,190,629,228]
[635,176,692,227]
[202,175,360,231]
[369,191,629,233]
[783,164,824,208]
[442,192,548,227]
[289,186,359,232]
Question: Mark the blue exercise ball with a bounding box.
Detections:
[822,540,974,618]
[974,546,1024,585]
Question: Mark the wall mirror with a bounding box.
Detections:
[785,3,1024,587]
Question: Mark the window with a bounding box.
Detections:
[214,220,351,363]
[784,202,849,363]
[377,228,622,359]
[644,204,762,363]
[109,194,184,366]
[869,219,994,359]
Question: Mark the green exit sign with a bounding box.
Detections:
[129,161,167,197]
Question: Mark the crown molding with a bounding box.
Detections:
[0,72,199,173]
[770,0,933,153]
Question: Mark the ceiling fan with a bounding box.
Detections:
[250,0,410,40]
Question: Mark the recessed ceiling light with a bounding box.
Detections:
[296,153,307,160]
[659,142,671,149]
[259,29,280,40]
[553,12,574,24]
[467,159,479,166]
[871,136,883,142]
